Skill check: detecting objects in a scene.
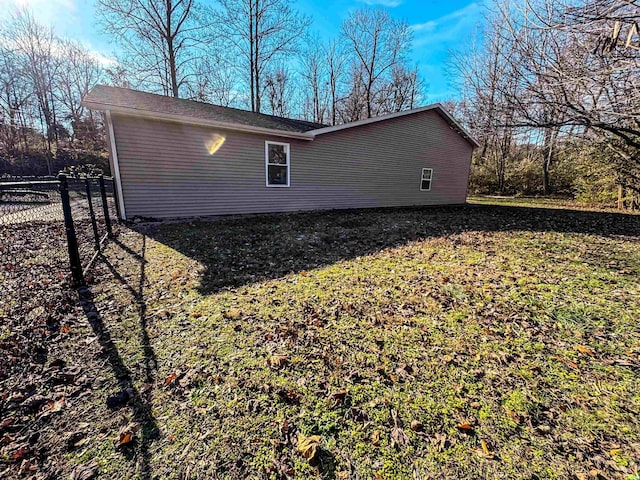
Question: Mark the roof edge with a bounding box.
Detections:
[308,104,480,148]
[82,101,315,141]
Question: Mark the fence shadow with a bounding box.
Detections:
[136,204,640,295]
[78,232,158,479]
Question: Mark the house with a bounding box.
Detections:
[82,85,478,220]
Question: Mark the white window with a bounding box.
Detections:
[420,168,433,191]
[265,141,290,187]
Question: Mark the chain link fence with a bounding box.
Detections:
[0,174,119,285]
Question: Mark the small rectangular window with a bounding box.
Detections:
[420,168,433,191]
[265,141,290,187]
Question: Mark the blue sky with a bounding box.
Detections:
[4,0,483,101]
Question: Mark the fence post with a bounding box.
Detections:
[58,174,84,287]
[99,175,112,237]
[85,177,101,251]
[111,178,122,221]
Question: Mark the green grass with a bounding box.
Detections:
[64,199,640,479]
[467,195,617,211]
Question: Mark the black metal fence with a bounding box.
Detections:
[0,174,119,286]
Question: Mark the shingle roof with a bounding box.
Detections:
[83,85,327,134]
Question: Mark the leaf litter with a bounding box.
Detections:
[3,201,640,479]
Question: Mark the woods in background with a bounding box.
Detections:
[0,10,107,176]
[450,0,639,207]
[1,0,637,208]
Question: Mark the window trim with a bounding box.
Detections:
[420,168,433,191]
[265,140,291,188]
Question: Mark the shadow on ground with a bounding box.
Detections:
[78,232,158,480]
[135,204,640,295]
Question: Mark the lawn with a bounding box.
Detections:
[2,199,639,479]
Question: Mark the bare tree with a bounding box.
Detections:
[341,7,411,119]
[492,0,639,193]
[264,66,292,117]
[0,41,31,153]
[378,64,423,113]
[104,64,131,89]
[96,0,202,97]
[450,6,521,193]
[5,10,61,172]
[299,34,329,123]
[339,62,368,123]
[56,40,103,140]
[185,46,239,107]
[324,38,347,126]
[214,0,310,113]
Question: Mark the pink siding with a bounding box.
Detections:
[110,109,473,218]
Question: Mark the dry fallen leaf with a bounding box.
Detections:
[1,417,14,429]
[18,459,36,475]
[118,423,141,446]
[223,308,242,320]
[266,354,288,369]
[11,445,30,460]
[433,432,447,452]
[391,427,409,448]
[371,429,381,448]
[330,389,348,404]
[456,422,474,432]
[410,420,423,432]
[574,345,595,355]
[297,434,321,463]
[165,372,178,385]
[477,439,495,459]
[554,356,579,370]
[70,460,98,480]
[504,407,521,424]
[481,440,490,455]
[38,398,65,419]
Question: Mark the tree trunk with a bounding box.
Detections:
[249,0,255,112]
[168,40,179,97]
[542,157,551,194]
[542,127,557,195]
[365,78,373,118]
[254,0,261,113]
[166,1,179,98]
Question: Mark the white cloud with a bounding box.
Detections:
[3,0,77,21]
[1,0,115,67]
[89,49,117,67]
[411,2,482,47]
[14,0,76,8]
[409,2,484,101]
[357,0,403,7]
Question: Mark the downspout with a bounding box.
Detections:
[105,110,127,220]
